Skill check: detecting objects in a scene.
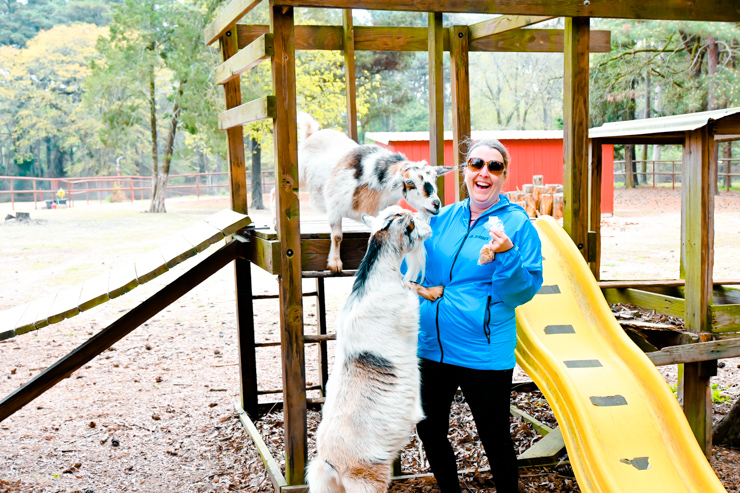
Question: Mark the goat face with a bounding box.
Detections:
[362,205,432,256]
[399,164,454,216]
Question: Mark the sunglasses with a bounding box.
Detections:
[467,157,505,173]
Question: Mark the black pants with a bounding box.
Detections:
[416,358,518,493]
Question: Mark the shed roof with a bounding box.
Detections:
[589,107,740,139]
[365,129,563,144]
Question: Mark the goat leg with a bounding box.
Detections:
[327,221,344,272]
[405,281,444,301]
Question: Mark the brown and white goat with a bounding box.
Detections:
[306,206,430,493]
[298,114,452,274]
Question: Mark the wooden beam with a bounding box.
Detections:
[270,3,306,485]
[343,10,358,141]
[0,240,243,424]
[510,405,553,436]
[680,127,715,457]
[711,116,740,136]
[592,135,686,145]
[471,29,610,53]
[428,13,445,202]
[269,0,740,22]
[450,25,470,202]
[204,0,262,45]
[221,28,249,215]
[469,15,554,39]
[246,235,281,274]
[236,25,610,53]
[235,403,289,491]
[648,338,740,366]
[219,96,277,130]
[235,259,259,420]
[711,304,740,333]
[517,427,566,467]
[589,140,602,279]
[682,127,715,333]
[563,17,590,261]
[601,288,685,319]
[598,279,740,289]
[680,361,714,457]
[215,34,273,85]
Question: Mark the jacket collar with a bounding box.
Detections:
[461,195,510,225]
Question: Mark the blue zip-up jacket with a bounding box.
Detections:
[417,196,543,370]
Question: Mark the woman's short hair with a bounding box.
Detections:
[463,138,511,175]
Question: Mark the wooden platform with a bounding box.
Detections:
[247,216,371,274]
[0,210,252,342]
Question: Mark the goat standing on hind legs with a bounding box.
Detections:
[307,206,432,493]
[297,113,452,273]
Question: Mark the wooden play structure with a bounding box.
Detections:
[202,0,740,490]
[2,0,740,491]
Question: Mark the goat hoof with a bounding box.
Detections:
[327,259,343,273]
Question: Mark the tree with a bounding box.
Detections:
[0,23,107,182]
[93,0,223,212]
[0,0,114,48]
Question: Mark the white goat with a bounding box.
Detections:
[298,113,452,275]
[306,206,430,493]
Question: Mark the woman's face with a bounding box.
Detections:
[464,145,506,212]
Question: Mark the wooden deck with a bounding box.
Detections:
[247,216,371,274]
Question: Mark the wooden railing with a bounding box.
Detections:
[0,171,276,210]
[614,159,740,190]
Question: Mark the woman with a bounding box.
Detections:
[413,139,543,493]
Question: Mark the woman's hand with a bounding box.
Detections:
[489,229,514,253]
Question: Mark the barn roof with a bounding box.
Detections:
[365,130,563,144]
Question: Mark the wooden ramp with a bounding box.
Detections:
[0,209,252,342]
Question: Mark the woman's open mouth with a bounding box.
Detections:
[475,181,491,190]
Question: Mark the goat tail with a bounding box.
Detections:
[307,458,343,493]
[298,112,320,142]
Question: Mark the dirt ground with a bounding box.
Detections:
[1,188,740,492]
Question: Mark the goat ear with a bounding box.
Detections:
[361,214,375,229]
[434,165,455,176]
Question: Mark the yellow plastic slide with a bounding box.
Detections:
[515,216,726,492]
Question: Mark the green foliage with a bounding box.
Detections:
[667,382,731,404]
[0,23,107,178]
[0,0,115,48]
[590,20,740,127]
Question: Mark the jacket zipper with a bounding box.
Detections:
[436,207,483,362]
[483,295,492,343]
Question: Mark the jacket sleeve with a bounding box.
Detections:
[490,219,543,308]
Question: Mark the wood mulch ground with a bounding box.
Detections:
[2,189,740,492]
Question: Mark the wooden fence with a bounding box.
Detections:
[614,159,740,190]
[0,171,276,210]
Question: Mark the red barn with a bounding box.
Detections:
[365,130,614,214]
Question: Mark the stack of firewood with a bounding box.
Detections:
[505,175,564,220]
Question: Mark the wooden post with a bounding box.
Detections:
[220,24,258,428]
[271,3,306,485]
[589,140,602,279]
[679,126,715,456]
[343,10,358,141]
[316,278,329,396]
[563,17,590,261]
[220,28,248,215]
[32,180,37,209]
[10,178,13,211]
[428,12,445,203]
[236,258,259,419]
[450,25,471,202]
